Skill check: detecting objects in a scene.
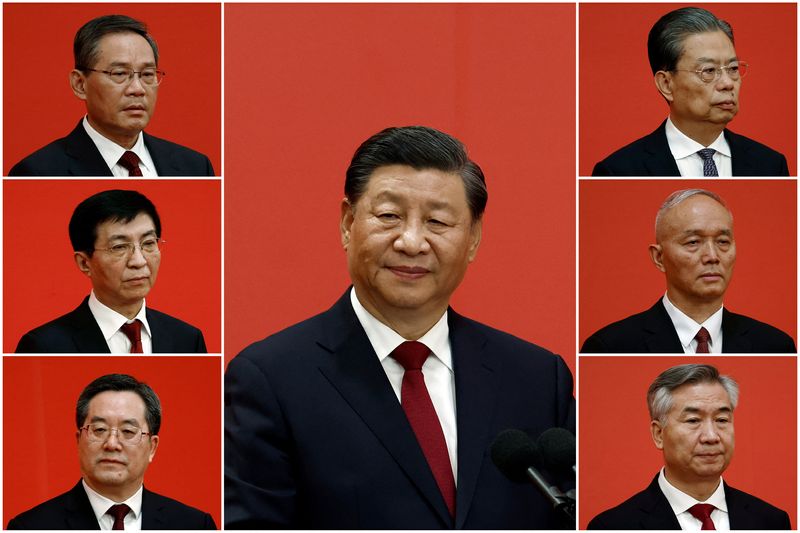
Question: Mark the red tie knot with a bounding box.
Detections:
[118,151,142,176]
[688,502,716,529]
[390,341,430,370]
[107,503,131,530]
[120,320,143,353]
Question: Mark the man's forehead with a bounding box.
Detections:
[97,32,155,62]
[664,196,732,225]
[678,30,736,61]
[87,390,147,416]
[671,381,732,408]
[97,213,155,233]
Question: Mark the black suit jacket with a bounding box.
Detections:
[581,300,796,353]
[15,296,207,353]
[224,290,575,529]
[592,121,789,176]
[588,473,791,529]
[7,480,216,530]
[8,120,215,176]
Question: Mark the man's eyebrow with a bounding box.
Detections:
[106,60,157,68]
[678,228,732,237]
[106,229,157,241]
[695,56,739,64]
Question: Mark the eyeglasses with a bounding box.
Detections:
[80,423,152,445]
[80,67,166,86]
[94,238,165,259]
[673,62,748,83]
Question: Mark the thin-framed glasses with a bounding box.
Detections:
[673,62,748,83]
[79,423,152,445]
[80,67,166,86]
[94,238,165,259]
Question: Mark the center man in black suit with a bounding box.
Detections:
[7,373,216,529]
[15,189,206,353]
[225,126,575,529]
[581,188,795,353]
[9,15,215,176]
[592,7,788,176]
[588,363,790,530]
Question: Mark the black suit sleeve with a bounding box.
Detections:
[224,354,297,528]
[14,332,41,353]
[591,160,613,176]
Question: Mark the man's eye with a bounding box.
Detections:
[727,65,739,74]
[92,426,108,435]
[140,70,157,81]
[141,239,158,252]
[111,244,130,253]
[702,67,717,76]
[121,428,138,437]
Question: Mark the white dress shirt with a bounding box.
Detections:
[82,116,158,177]
[662,294,723,354]
[658,468,730,530]
[82,479,144,530]
[350,287,458,482]
[665,117,732,177]
[88,291,153,353]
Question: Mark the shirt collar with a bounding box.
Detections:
[658,467,728,514]
[662,294,723,351]
[81,116,154,174]
[349,287,452,371]
[82,479,144,522]
[665,117,731,159]
[88,291,151,341]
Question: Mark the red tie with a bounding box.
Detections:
[390,341,456,517]
[688,503,716,530]
[107,503,131,530]
[120,320,143,353]
[118,151,143,176]
[695,327,711,353]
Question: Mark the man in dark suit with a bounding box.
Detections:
[8,15,214,177]
[582,189,795,353]
[7,374,217,529]
[225,126,575,529]
[592,7,788,177]
[588,364,790,530]
[15,189,206,353]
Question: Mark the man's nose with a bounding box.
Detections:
[699,420,722,443]
[701,241,720,263]
[715,67,736,90]
[393,221,431,255]
[125,73,147,95]
[127,245,148,266]
[102,428,124,449]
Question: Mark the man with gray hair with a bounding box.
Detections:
[592,6,788,176]
[582,188,794,353]
[588,363,790,529]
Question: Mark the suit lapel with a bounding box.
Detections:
[147,308,168,353]
[721,309,752,353]
[316,292,453,527]
[71,297,112,353]
[64,121,114,176]
[638,474,682,529]
[643,300,684,353]
[643,122,682,176]
[725,130,751,177]
[144,133,176,175]
[141,488,166,529]
[64,481,102,529]
[449,311,498,529]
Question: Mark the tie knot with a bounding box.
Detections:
[695,326,711,343]
[697,148,716,161]
[120,320,142,340]
[688,502,716,522]
[390,341,430,370]
[107,503,131,522]
[118,151,142,175]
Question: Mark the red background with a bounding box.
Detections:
[3,180,221,353]
[579,356,796,529]
[579,180,796,350]
[224,4,577,375]
[3,3,221,175]
[579,3,797,176]
[3,356,221,528]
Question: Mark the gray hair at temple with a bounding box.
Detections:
[647,364,739,425]
[647,7,734,74]
[655,188,730,240]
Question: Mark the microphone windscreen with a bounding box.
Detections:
[490,429,540,483]
[537,427,575,476]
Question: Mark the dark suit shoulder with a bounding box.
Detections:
[581,306,661,353]
[15,304,95,353]
[9,136,75,176]
[725,129,789,176]
[146,307,207,353]
[587,489,658,530]
[726,484,791,529]
[592,132,661,176]
[723,309,796,353]
[144,489,217,529]
[451,313,565,363]
[143,133,215,176]
[6,488,82,529]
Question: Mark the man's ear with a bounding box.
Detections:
[651,420,665,450]
[340,198,354,250]
[654,71,675,103]
[468,218,482,262]
[649,244,666,273]
[75,251,92,277]
[70,70,88,101]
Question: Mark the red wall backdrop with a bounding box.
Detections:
[3,356,221,528]
[3,180,221,353]
[3,3,221,175]
[579,180,796,349]
[225,4,577,375]
[579,3,796,176]
[579,356,796,529]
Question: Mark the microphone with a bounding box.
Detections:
[490,429,575,525]
[537,427,576,477]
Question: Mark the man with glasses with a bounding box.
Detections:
[8,15,215,176]
[7,373,216,529]
[592,7,789,176]
[15,189,207,353]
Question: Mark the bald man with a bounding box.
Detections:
[581,189,795,353]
